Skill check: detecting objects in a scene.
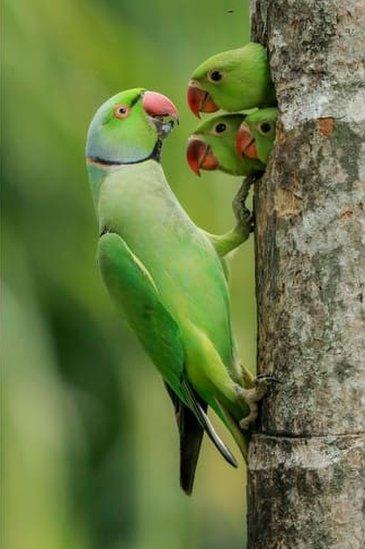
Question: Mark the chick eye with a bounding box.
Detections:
[114,104,130,119]
[208,70,223,83]
[259,122,272,134]
[214,123,227,134]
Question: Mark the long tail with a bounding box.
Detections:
[164,382,204,494]
[214,400,249,462]
[182,320,248,466]
[165,378,238,495]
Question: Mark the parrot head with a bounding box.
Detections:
[186,114,265,177]
[236,108,278,165]
[187,43,275,116]
[86,88,179,165]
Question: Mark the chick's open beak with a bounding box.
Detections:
[186,137,219,176]
[187,81,218,118]
[236,123,258,159]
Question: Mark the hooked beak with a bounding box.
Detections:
[186,137,219,176]
[187,81,219,118]
[143,91,179,138]
[236,123,258,159]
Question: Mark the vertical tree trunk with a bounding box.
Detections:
[247,2,365,547]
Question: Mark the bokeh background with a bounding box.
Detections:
[3,1,255,547]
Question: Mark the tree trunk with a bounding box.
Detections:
[247,1,365,547]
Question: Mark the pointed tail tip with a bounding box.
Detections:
[179,446,238,496]
[217,437,238,468]
[225,450,239,468]
[180,480,194,496]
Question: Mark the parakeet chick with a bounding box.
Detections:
[186,113,265,176]
[187,42,276,116]
[236,108,278,165]
[86,89,266,494]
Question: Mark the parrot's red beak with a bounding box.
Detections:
[186,137,219,176]
[236,123,258,159]
[187,81,219,118]
[143,91,179,121]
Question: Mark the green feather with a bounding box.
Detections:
[245,107,278,164]
[86,90,249,492]
[188,108,278,176]
[189,113,265,176]
[190,42,276,112]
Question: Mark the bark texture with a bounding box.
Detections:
[248,1,365,547]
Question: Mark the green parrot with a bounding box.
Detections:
[236,108,278,165]
[86,88,265,494]
[187,42,276,117]
[186,109,277,176]
[186,113,265,176]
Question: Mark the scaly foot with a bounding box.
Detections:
[232,177,255,237]
[236,375,278,430]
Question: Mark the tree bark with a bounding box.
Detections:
[247,1,365,547]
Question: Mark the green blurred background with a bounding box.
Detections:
[3,1,255,547]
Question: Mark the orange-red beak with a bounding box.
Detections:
[187,81,218,118]
[236,123,258,159]
[143,91,179,121]
[186,137,219,176]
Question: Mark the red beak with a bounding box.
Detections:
[187,81,219,118]
[186,137,219,176]
[236,123,258,159]
[143,91,179,121]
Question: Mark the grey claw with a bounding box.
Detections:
[256,374,281,384]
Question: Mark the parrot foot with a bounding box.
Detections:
[236,375,278,431]
[232,175,260,236]
[235,205,254,236]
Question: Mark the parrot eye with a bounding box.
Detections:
[114,104,130,119]
[214,123,227,134]
[208,70,223,83]
[259,122,272,134]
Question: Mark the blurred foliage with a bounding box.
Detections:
[2,0,255,547]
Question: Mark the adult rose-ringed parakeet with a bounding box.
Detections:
[187,42,276,117]
[236,107,278,165]
[186,113,265,177]
[86,89,265,494]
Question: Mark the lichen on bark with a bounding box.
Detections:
[247,1,365,547]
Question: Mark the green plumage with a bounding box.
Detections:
[189,42,276,113]
[244,107,278,164]
[86,89,251,493]
[187,108,278,176]
[188,113,265,176]
[93,160,243,410]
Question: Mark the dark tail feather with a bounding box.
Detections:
[164,382,204,494]
[164,379,238,494]
[178,402,205,494]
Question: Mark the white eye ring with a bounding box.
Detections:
[114,104,130,119]
[208,70,223,83]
